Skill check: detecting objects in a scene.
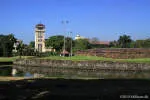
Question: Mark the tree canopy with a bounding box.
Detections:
[117,34,132,48]
[45,35,73,52]
[134,39,150,48]
[29,41,35,48]
[90,37,99,44]
[45,35,64,52]
[0,34,17,57]
[73,39,91,52]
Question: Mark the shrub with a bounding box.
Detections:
[36,52,58,57]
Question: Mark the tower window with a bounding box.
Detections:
[38,36,43,38]
[38,32,43,38]
[38,39,42,42]
[38,44,42,52]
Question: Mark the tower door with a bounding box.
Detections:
[38,44,42,52]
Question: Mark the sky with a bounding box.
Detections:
[0,0,150,44]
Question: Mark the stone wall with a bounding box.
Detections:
[13,59,150,78]
[76,48,150,59]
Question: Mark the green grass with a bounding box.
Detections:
[37,56,150,63]
[0,55,150,63]
[38,56,112,61]
[0,56,34,62]
[120,58,150,63]
[0,57,17,62]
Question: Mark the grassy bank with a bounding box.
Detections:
[0,56,34,62]
[0,76,25,81]
[0,56,150,63]
[38,56,150,63]
[0,57,17,62]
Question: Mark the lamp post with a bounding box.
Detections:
[62,20,69,57]
[70,32,73,57]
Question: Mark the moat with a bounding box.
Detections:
[1,64,150,79]
[0,63,150,100]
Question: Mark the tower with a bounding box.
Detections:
[35,24,46,52]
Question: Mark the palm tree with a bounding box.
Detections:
[118,34,132,48]
[17,41,23,58]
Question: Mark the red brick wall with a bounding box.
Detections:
[76,48,150,59]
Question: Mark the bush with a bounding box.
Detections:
[36,52,58,57]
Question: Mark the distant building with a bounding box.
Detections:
[60,50,69,57]
[34,24,55,52]
[75,34,85,40]
[75,34,110,45]
[12,39,22,53]
[35,24,46,52]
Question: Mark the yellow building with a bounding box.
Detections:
[75,34,85,40]
[35,24,55,52]
[35,24,46,52]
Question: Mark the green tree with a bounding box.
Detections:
[134,40,143,48]
[135,39,150,48]
[73,39,91,52]
[118,34,132,48]
[45,35,73,52]
[90,37,99,44]
[129,41,136,48]
[143,39,150,48]
[7,34,17,56]
[65,37,74,52]
[22,44,35,56]
[0,34,16,57]
[45,35,64,52]
[29,41,35,48]
[17,41,23,58]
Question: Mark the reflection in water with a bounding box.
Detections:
[33,73,44,78]
[12,68,17,76]
[0,65,12,76]
[13,69,34,77]
[0,65,34,77]
[0,65,150,79]
[24,72,33,77]
[12,65,150,79]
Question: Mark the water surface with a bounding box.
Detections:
[0,64,150,79]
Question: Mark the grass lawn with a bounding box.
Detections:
[37,56,150,63]
[0,57,18,62]
[0,55,150,63]
[0,76,25,81]
[0,56,34,62]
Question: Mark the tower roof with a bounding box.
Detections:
[36,24,45,28]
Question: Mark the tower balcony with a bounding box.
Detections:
[35,29,45,32]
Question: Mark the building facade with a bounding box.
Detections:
[35,24,46,52]
[75,34,85,40]
[34,24,55,52]
[12,39,22,53]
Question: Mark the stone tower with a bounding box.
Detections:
[35,24,46,52]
